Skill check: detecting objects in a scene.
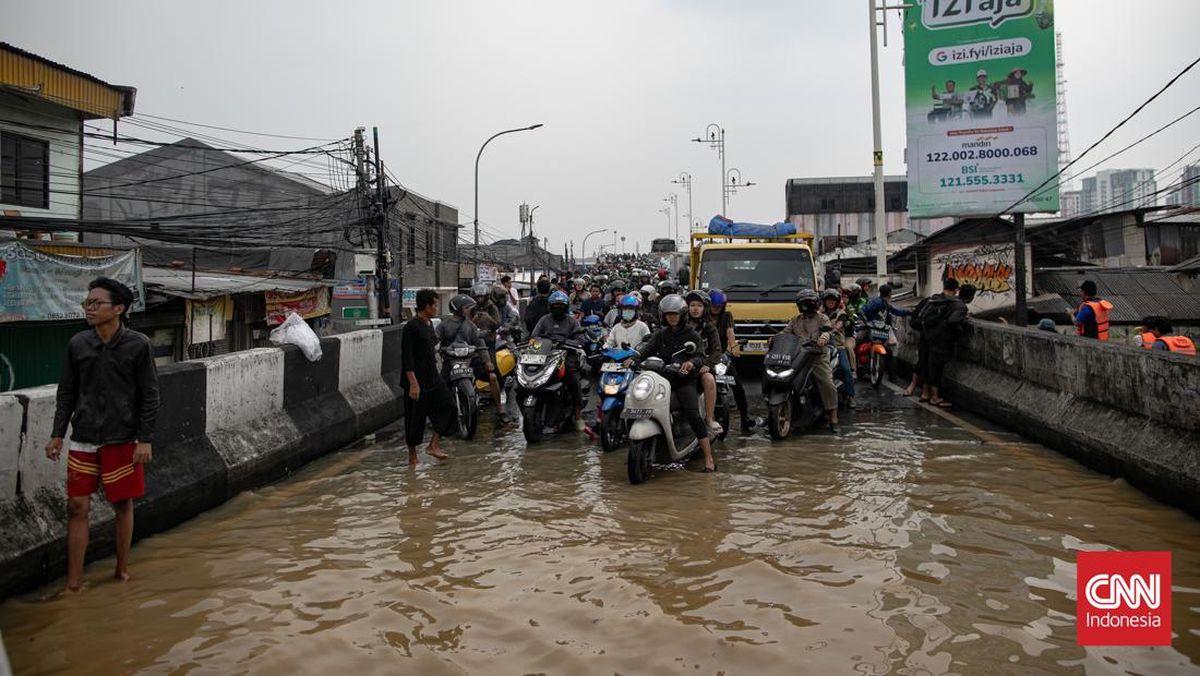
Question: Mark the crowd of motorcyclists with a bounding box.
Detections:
[405,252,927,479]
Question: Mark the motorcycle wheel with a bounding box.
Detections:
[628,437,655,484]
[715,407,730,441]
[870,353,885,389]
[767,400,792,440]
[455,381,478,440]
[599,409,624,453]
[522,401,546,444]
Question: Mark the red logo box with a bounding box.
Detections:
[1077,551,1171,646]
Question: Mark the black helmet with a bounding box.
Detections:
[795,288,819,312]
[684,289,711,307]
[820,288,841,303]
[449,294,477,316]
[658,279,679,295]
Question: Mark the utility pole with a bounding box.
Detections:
[520,203,533,293]
[693,125,726,215]
[868,0,909,286]
[372,126,389,322]
[672,173,693,236]
[1014,213,1028,326]
[352,127,380,321]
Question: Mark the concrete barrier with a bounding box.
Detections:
[0,328,407,599]
[896,320,1200,516]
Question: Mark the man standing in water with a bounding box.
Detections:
[46,277,158,591]
[401,289,453,465]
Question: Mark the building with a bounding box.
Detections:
[1060,189,1082,218]
[0,42,135,225]
[1079,169,1157,215]
[1028,206,1200,268]
[784,176,953,250]
[1166,163,1200,207]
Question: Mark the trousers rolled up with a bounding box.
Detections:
[811,350,839,411]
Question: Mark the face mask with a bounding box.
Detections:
[551,306,566,319]
[621,309,636,321]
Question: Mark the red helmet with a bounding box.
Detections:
[657,268,668,280]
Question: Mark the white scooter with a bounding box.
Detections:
[622,342,700,484]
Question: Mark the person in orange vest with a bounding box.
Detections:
[1073,280,1113,341]
[1138,316,1197,356]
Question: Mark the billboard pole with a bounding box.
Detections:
[1014,212,1027,326]
[869,0,889,286]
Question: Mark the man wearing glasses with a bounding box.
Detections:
[44,277,159,592]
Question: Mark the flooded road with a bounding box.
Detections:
[3,388,1198,674]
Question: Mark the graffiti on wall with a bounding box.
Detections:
[932,243,1015,295]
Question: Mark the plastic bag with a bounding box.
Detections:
[269,312,323,361]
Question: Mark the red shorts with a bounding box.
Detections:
[66,443,145,503]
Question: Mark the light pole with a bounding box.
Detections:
[620,236,626,254]
[868,0,910,285]
[692,124,725,216]
[723,168,756,206]
[659,206,671,236]
[671,172,693,235]
[581,227,607,266]
[663,193,679,247]
[474,123,544,255]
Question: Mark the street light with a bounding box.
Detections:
[581,227,607,265]
[671,172,694,235]
[692,123,725,215]
[474,123,544,254]
[659,206,671,236]
[663,193,678,247]
[724,168,756,205]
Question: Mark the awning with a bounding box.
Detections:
[143,266,331,301]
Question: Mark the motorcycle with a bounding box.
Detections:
[709,352,735,441]
[581,315,608,377]
[442,341,480,440]
[516,338,588,444]
[858,319,890,389]
[762,334,846,440]
[622,342,702,484]
[596,346,637,453]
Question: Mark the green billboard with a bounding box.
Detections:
[904,0,1059,218]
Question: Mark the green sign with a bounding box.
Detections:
[341,306,369,319]
[904,0,1059,218]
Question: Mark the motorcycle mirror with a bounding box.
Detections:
[684,341,697,354]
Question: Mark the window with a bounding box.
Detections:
[425,229,433,266]
[1,133,49,209]
[406,226,416,265]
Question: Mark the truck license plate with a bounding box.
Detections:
[745,340,768,353]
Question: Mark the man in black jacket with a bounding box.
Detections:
[922,281,975,407]
[524,279,552,333]
[46,277,159,591]
[628,294,716,472]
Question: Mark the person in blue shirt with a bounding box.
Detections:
[580,283,608,318]
[859,284,912,326]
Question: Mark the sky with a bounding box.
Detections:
[4,0,1199,256]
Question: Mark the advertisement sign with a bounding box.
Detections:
[904,0,1059,218]
[477,264,499,284]
[264,287,331,326]
[0,242,144,323]
[928,242,1031,313]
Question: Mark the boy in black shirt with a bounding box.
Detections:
[401,289,454,465]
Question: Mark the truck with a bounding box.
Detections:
[688,231,817,358]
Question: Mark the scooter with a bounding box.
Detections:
[596,346,637,453]
[858,319,890,389]
[442,341,480,440]
[710,352,736,441]
[622,342,701,484]
[762,334,846,440]
[581,315,608,377]
[516,338,588,444]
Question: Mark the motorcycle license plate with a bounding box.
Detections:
[451,364,473,378]
[521,354,547,365]
[600,362,625,372]
[745,339,768,353]
[715,374,734,384]
[622,408,653,419]
[870,330,890,342]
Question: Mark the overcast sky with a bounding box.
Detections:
[5,0,1199,255]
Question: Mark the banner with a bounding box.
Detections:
[264,287,330,326]
[0,242,144,323]
[904,0,1059,218]
[185,295,232,344]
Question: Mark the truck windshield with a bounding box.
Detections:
[698,249,815,299]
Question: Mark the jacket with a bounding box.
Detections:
[635,324,706,373]
[687,317,723,367]
[524,295,549,333]
[52,327,160,445]
[781,312,832,344]
[532,313,583,343]
[437,315,492,367]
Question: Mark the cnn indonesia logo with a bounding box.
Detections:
[1077,551,1171,646]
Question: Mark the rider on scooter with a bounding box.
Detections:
[625,294,716,472]
[821,288,856,410]
[438,294,505,421]
[708,288,753,433]
[777,289,841,433]
[684,289,724,436]
[606,294,651,349]
[531,290,586,431]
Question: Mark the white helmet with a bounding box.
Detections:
[640,284,657,301]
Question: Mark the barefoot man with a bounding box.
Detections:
[401,289,453,465]
[46,277,158,591]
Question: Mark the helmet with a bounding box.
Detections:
[820,288,841,303]
[795,288,819,313]
[548,290,570,308]
[685,289,710,307]
[573,278,585,290]
[658,293,686,318]
[640,284,657,301]
[856,277,873,288]
[708,288,727,307]
[471,282,490,298]
[629,291,642,302]
[449,294,477,316]
[619,294,642,309]
[610,280,628,294]
[658,279,679,295]
[846,282,862,296]
[657,268,668,280]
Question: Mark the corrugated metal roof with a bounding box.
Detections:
[1036,268,1200,323]
[143,266,330,300]
[0,42,135,119]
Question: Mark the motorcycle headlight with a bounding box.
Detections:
[603,383,621,395]
[714,362,728,376]
[767,368,794,380]
[631,376,654,401]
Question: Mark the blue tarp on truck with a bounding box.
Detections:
[707,216,797,237]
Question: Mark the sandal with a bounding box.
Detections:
[930,400,953,409]
[918,397,931,403]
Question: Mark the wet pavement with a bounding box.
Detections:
[2,385,1198,674]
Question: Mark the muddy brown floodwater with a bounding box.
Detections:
[2,393,1198,674]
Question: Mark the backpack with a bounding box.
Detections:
[914,295,952,331]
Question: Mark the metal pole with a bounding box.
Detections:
[869,0,889,286]
[686,177,693,235]
[474,124,544,252]
[719,128,727,216]
[372,127,387,320]
[1014,213,1028,326]
[581,228,606,266]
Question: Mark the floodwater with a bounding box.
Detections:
[2,390,1198,675]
